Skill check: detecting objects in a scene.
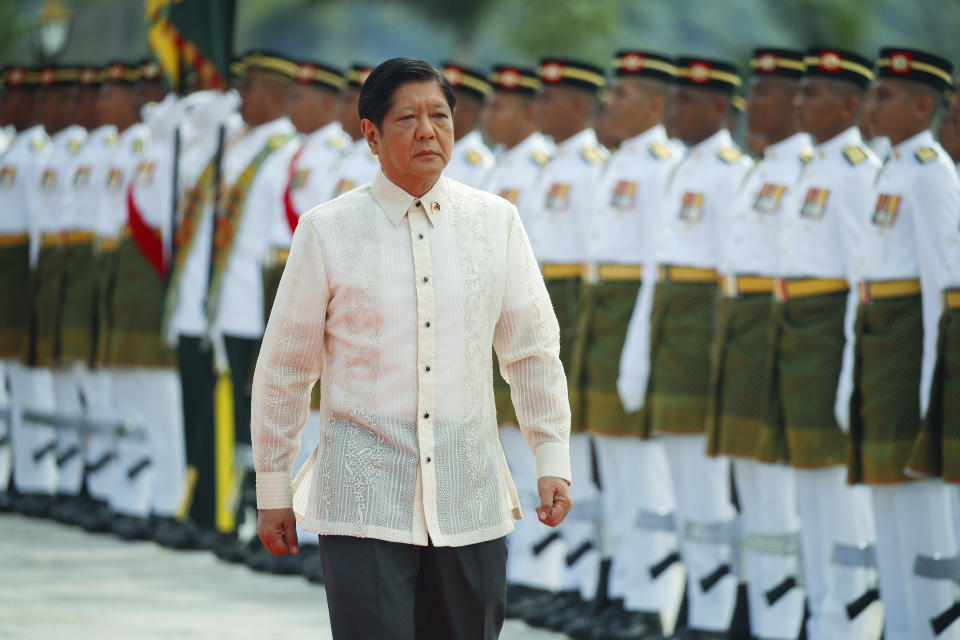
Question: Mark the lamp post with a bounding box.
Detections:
[33,0,73,64]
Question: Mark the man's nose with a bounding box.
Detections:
[415,113,436,139]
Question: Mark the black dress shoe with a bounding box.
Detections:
[153,519,207,549]
[523,590,582,628]
[505,587,556,619]
[0,491,14,512]
[544,596,598,631]
[246,547,312,575]
[76,501,114,532]
[588,610,663,639]
[215,535,262,563]
[111,514,154,540]
[15,493,56,518]
[564,599,624,638]
[646,628,728,640]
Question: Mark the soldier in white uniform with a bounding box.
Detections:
[761,48,879,640]
[478,63,560,612]
[640,56,753,640]
[850,48,960,640]
[328,64,379,199]
[441,63,495,187]
[705,48,812,640]
[521,57,607,631]
[571,50,683,640]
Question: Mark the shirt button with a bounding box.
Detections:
[423,276,429,283]
[425,365,431,372]
[426,457,432,463]
[415,200,421,207]
[418,233,424,239]
[425,321,431,327]
[424,412,430,419]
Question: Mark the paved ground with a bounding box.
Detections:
[0,514,568,640]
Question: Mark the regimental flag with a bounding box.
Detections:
[289,168,309,191]
[146,0,236,91]
[73,166,91,188]
[610,180,637,209]
[107,169,124,192]
[872,193,901,227]
[800,187,829,219]
[333,178,355,196]
[752,183,787,214]
[40,169,56,192]
[0,166,15,189]
[545,183,570,210]
[678,192,704,222]
[498,188,520,204]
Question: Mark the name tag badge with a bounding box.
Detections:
[333,178,355,196]
[872,193,901,227]
[0,166,15,189]
[40,169,56,192]
[678,191,704,222]
[290,168,310,191]
[610,180,637,209]
[753,183,786,214]
[800,187,829,219]
[545,183,570,210]
[498,188,520,204]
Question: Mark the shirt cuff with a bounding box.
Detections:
[535,440,572,485]
[255,471,294,509]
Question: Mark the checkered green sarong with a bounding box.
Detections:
[705,294,775,458]
[545,277,582,432]
[847,295,922,485]
[28,246,64,366]
[59,242,97,365]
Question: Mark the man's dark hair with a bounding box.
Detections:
[358,57,456,129]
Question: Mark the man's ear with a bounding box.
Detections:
[360,118,379,155]
[841,93,861,121]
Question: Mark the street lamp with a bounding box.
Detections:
[33,0,73,64]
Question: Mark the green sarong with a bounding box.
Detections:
[706,294,775,458]
[643,280,715,436]
[92,246,118,368]
[545,277,582,432]
[59,242,97,365]
[847,295,922,485]
[572,280,644,437]
[0,243,30,358]
[28,246,65,366]
[104,236,175,367]
[908,308,960,482]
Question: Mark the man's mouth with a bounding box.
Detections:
[414,150,439,157]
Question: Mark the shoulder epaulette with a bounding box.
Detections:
[465,150,484,165]
[843,145,867,166]
[914,147,938,164]
[132,137,145,154]
[580,146,605,164]
[800,150,813,165]
[649,142,673,160]
[325,135,346,151]
[716,147,743,164]
[531,151,551,167]
[267,133,298,150]
[30,134,47,152]
[105,133,118,147]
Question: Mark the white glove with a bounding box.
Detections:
[617,374,646,414]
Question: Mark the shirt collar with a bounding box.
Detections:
[891,129,935,160]
[816,126,863,157]
[371,169,448,227]
[689,128,732,156]
[763,132,812,161]
[621,124,668,152]
[555,128,598,155]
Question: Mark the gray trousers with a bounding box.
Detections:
[317,535,507,640]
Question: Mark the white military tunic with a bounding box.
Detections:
[326,138,380,199]
[480,132,552,229]
[443,129,495,188]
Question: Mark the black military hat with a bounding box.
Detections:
[293,60,346,92]
[875,47,953,92]
[78,65,100,88]
[537,57,606,93]
[803,47,873,89]
[488,64,539,96]
[676,56,741,94]
[2,66,37,89]
[611,50,676,83]
[441,63,492,100]
[345,63,374,89]
[750,48,805,80]
[242,50,297,83]
[102,61,141,85]
[38,65,84,88]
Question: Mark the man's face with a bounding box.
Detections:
[794,77,851,142]
[869,79,919,143]
[668,87,716,146]
[365,80,453,187]
[337,87,362,141]
[286,83,336,134]
[40,85,75,132]
[746,76,796,140]
[481,92,529,146]
[937,109,960,163]
[239,75,285,126]
[604,77,656,140]
[534,86,578,138]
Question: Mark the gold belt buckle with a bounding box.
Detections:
[773,278,789,302]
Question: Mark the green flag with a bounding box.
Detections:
[147,0,236,90]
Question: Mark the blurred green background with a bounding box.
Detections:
[2,0,959,72]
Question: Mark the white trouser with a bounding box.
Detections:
[733,458,804,640]
[558,432,602,599]
[594,434,683,613]
[295,410,323,547]
[52,365,85,496]
[0,360,12,492]
[872,481,959,640]
[80,369,116,502]
[9,361,58,495]
[500,424,565,590]
[794,466,876,640]
[661,433,738,632]
[109,367,186,518]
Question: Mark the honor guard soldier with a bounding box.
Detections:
[0,66,48,509]
[328,64,378,198]
[161,87,243,546]
[522,57,607,630]
[575,50,683,640]
[478,63,560,611]
[441,63,495,187]
[705,48,812,640]
[204,50,300,552]
[849,48,960,640]
[640,56,753,640]
[759,47,880,640]
[936,102,960,167]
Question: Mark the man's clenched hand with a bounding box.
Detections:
[257,508,300,555]
[535,476,572,527]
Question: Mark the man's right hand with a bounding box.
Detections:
[257,508,300,555]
